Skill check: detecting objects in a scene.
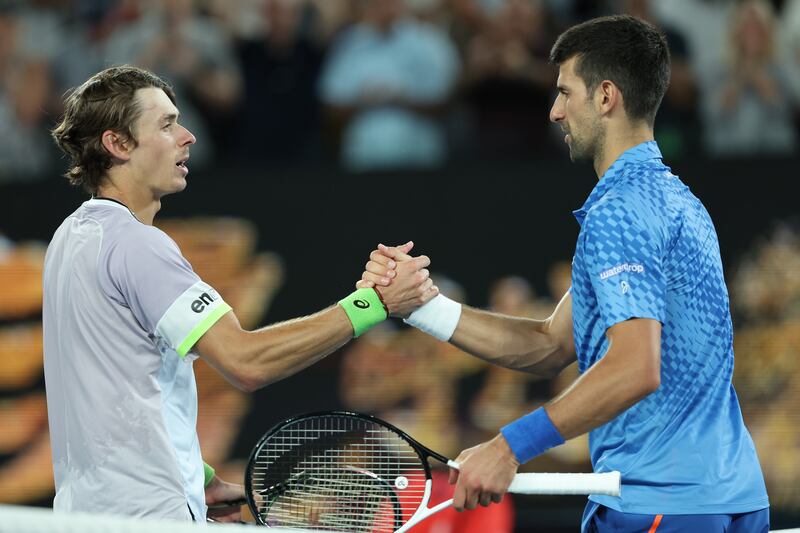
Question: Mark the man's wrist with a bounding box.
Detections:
[492,432,520,466]
[204,462,216,487]
[403,294,461,341]
[500,407,565,464]
[339,288,388,337]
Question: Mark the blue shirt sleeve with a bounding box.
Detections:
[581,192,667,331]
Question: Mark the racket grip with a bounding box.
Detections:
[207,497,247,510]
[507,471,621,496]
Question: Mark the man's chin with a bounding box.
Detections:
[156,178,188,199]
[568,145,591,163]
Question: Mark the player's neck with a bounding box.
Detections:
[593,123,654,179]
[96,181,162,226]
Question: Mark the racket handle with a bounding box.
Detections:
[508,471,621,496]
[447,461,620,496]
[207,497,247,510]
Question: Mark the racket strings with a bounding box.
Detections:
[250,415,428,532]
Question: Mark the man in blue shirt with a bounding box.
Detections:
[318,0,459,172]
[359,15,769,532]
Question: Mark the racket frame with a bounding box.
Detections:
[244,410,446,530]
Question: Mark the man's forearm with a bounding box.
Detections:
[238,306,356,389]
[449,306,569,377]
[198,306,354,392]
[546,319,661,440]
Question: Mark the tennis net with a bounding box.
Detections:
[1,504,798,533]
[0,504,324,533]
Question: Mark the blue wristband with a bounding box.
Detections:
[500,407,565,464]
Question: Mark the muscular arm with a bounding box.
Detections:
[197,251,436,392]
[358,245,575,377]
[546,317,661,439]
[449,317,661,510]
[449,291,575,378]
[195,306,353,393]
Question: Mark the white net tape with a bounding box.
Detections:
[0,505,326,533]
[0,505,797,533]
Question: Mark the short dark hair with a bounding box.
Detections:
[51,66,176,195]
[549,15,670,125]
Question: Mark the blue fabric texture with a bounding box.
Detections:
[570,141,769,514]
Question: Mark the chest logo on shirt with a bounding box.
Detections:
[620,281,630,294]
[191,292,216,313]
[599,263,644,280]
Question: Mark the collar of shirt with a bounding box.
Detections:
[572,140,663,227]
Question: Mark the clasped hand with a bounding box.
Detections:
[356,241,438,318]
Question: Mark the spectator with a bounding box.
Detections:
[620,0,699,160]
[780,0,800,112]
[650,0,733,91]
[0,3,57,180]
[458,0,559,157]
[319,0,460,172]
[701,0,796,156]
[104,0,243,166]
[234,0,327,163]
[50,1,140,94]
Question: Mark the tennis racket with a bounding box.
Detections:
[244,411,620,531]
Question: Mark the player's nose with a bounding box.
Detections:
[549,100,564,123]
[179,124,196,146]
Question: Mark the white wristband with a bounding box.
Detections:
[403,294,462,341]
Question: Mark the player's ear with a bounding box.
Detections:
[101,130,133,161]
[596,80,619,116]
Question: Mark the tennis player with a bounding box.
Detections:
[43,65,438,522]
[360,15,770,532]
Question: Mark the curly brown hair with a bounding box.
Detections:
[51,65,176,195]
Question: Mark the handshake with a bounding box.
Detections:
[340,240,460,342]
[354,241,438,319]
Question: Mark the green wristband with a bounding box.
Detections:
[203,462,215,487]
[339,288,388,338]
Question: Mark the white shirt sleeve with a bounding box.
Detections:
[100,223,231,357]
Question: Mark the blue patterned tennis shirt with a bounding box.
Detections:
[570,141,769,514]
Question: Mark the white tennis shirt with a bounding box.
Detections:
[43,198,231,521]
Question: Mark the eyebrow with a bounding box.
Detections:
[160,113,179,124]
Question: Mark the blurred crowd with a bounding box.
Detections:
[1,0,800,181]
[730,219,800,512]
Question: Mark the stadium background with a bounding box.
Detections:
[1,0,799,531]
